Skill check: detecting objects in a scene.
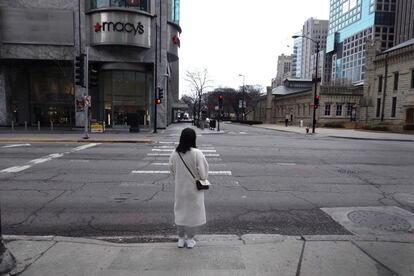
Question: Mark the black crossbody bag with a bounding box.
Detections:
[178,152,210,190]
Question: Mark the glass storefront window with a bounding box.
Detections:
[90,0,150,12]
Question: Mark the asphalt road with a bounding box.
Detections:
[1,123,414,238]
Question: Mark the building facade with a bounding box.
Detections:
[394,0,414,44]
[274,54,292,87]
[253,79,363,127]
[360,38,414,131]
[0,0,181,130]
[301,18,329,80]
[291,31,303,79]
[326,0,396,84]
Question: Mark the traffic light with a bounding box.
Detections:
[158,88,164,99]
[89,67,98,88]
[74,54,86,87]
[314,95,320,108]
[155,98,161,104]
[218,95,224,109]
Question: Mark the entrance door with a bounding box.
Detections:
[100,70,148,128]
[406,108,414,124]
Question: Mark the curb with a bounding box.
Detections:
[0,139,155,144]
[327,135,414,142]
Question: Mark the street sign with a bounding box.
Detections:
[84,96,91,107]
[76,97,84,112]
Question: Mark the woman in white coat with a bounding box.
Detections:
[169,128,209,249]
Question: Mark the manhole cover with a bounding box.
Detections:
[347,210,411,232]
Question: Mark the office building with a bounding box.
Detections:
[394,0,414,44]
[291,31,303,79]
[326,0,396,84]
[0,0,181,130]
[301,18,329,80]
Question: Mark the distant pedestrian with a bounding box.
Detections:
[169,128,209,249]
[285,114,289,127]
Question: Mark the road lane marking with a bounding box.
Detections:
[72,143,100,152]
[0,143,100,174]
[1,144,31,148]
[132,170,170,174]
[131,170,232,175]
[276,163,297,166]
[209,171,232,175]
[151,149,217,153]
[151,163,169,166]
[147,153,220,157]
[0,165,32,173]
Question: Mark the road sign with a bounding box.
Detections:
[84,96,91,107]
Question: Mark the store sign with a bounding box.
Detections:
[91,11,151,48]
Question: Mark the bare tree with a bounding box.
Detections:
[185,69,211,123]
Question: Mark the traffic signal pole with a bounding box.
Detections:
[83,47,89,139]
[312,42,320,134]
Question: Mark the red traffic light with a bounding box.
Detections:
[155,98,161,104]
[218,95,224,101]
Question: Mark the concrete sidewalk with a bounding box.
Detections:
[3,234,413,276]
[253,124,414,142]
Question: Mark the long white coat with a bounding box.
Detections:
[169,148,209,227]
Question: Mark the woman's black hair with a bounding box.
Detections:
[176,128,197,153]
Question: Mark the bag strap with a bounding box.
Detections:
[178,152,197,180]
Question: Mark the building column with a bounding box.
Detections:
[0,66,10,126]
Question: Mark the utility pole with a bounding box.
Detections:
[83,47,89,139]
[153,14,158,133]
[312,41,320,134]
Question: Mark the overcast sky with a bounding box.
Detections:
[178,0,330,96]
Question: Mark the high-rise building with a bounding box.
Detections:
[301,18,329,80]
[292,31,303,79]
[274,54,292,87]
[394,0,414,44]
[326,0,396,84]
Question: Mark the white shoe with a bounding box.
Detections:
[186,239,196,249]
[177,238,185,248]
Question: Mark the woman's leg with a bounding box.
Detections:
[177,225,185,238]
[185,226,197,239]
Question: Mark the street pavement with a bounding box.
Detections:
[1,122,414,275]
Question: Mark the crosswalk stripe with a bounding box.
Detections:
[1,144,31,148]
[147,153,220,157]
[131,170,232,175]
[151,149,217,153]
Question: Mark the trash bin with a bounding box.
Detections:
[209,119,216,129]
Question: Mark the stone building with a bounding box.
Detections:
[360,38,414,131]
[252,79,363,128]
[0,0,181,130]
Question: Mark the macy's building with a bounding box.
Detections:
[0,0,181,129]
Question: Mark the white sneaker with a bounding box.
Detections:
[186,239,196,249]
[177,238,185,248]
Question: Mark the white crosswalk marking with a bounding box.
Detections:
[151,149,217,153]
[2,144,31,148]
[0,143,100,174]
[132,170,232,175]
[133,142,232,178]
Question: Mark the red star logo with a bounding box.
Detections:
[94,23,102,32]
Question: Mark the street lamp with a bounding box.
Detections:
[238,74,246,121]
[292,35,320,134]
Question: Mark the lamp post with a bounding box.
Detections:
[292,35,320,134]
[238,74,246,121]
